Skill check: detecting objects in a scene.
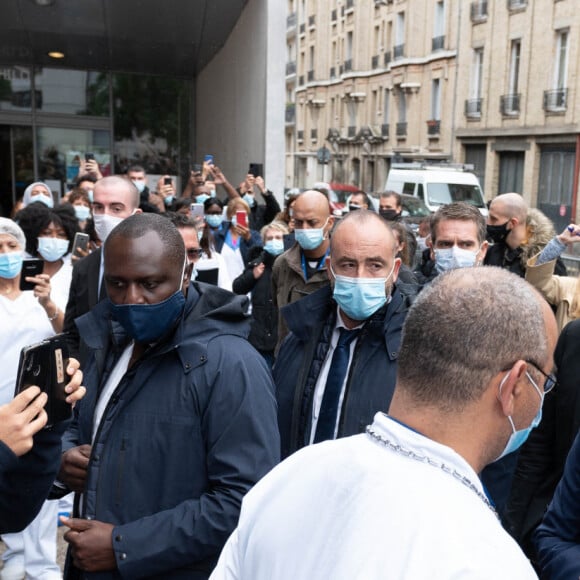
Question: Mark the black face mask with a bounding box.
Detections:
[486,222,510,244]
[379,208,400,221]
[348,204,362,212]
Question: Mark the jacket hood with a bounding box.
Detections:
[521,208,556,267]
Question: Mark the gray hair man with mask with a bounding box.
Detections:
[211,267,555,580]
[272,190,335,347]
[274,210,414,459]
[414,201,488,286]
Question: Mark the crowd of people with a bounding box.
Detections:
[1,159,580,579]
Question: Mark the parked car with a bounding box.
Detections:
[312,181,361,215]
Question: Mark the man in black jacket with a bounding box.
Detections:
[274,210,413,459]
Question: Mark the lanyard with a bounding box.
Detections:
[301,247,330,280]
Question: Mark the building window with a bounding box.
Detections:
[466,47,484,118]
[394,12,405,58]
[431,79,441,121]
[544,30,568,111]
[433,1,445,51]
[501,39,521,115]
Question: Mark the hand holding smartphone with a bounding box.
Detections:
[190,203,205,220]
[71,232,90,258]
[19,259,44,291]
[235,210,248,229]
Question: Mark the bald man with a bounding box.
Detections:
[274,210,414,459]
[271,190,335,346]
[484,192,529,276]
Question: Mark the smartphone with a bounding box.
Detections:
[248,163,263,178]
[85,153,95,162]
[203,154,214,165]
[236,210,248,229]
[72,232,90,256]
[192,163,203,174]
[14,334,72,427]
[190,203,205,220]
[19,259,44,291]
[164,176,172,185]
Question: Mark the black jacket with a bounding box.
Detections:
[274,283,413,459]
[232,247,278,353]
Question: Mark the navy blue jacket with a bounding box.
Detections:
[274,284,412,459]
[62,282,280,579]
[535,431,580,579]
[0,421,67,533]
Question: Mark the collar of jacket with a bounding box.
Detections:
[282,283,407,343]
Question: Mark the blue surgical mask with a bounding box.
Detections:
[330,263,395,321]
[37,237,69,262]
[196,194,210,204]
[164,195,174,206]
[295,218,329,251]
[87,190,94,203]
[132,180,146,194]
[31,194,54,208]
[243,193,256,208]
[264,238,284,256]
[495,371,544,461]
[0,252,23,279]
[434,246,480,273]
[209,189,217,198]
[205,214,223,229]
[74,205,91,221]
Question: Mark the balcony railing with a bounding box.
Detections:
[384,51,391,66]
[470,0,488,21]
[381,124,389,137]
[297,130,304,141]
[393,44,405,59]
[500,93,521,115]
[348,125,356,138]
[331,9,337,21]
[286,61,296,76]
[344,59,352,72]
[311,128,318,140]
[307,70,314,82]
[346,0,354,8]
[432,36,445,51]
[330,66,336,79]
[427,120,441,135]
[508,0,527,9]
[465,98,483,118]
[308,15,315,27]
[396,122,407,136]
[298,75,305,85]
[285,103,296,124]
[371,55,379,68]
[287,13,297,29]
[543,88,567,111]
[299,23,305,34]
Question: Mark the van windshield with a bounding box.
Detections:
[427,183,485,208]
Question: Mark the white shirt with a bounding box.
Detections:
[211,413,537,580]
[0,293,53,405]
[309,308,362,443]
[196,251,233,291]
[49,254,73,311]
[220,242,245,284]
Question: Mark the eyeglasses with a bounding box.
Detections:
[186,248,203,260]
[525,360,557,394]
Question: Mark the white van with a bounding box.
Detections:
[384,164,488,216]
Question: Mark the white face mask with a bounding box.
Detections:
[132,180,146,194]
[434,246,480,273]
[93,213,124,244]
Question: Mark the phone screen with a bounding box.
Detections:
[190,203,205,220]
[164,177,172,185]
[72,232,90,256]
[236,210,248,229]
[85,153,95,162]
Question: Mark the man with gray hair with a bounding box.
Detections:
[211,267,556,579]
[485,192,529,276]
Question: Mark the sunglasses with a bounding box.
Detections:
[186,248,203,259]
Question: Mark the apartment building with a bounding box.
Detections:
[287,0,580,228]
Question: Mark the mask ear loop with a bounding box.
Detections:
[498,370,517,434]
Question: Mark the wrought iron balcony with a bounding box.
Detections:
[432,36,445,51]
[427,120,441,135]
[381,124,390,137]
[371,55,379,68]
[500,93,521,115]
[470,0,488,21]
[298,75,305,86]
[508,0,527,10]
[384,51,391,66]
[330,66,336,79]
[348,125,356,138]
[393,44,405,59]
[311,128,318,140]
[307,70,314,82]
[285,61,296,76]
[465,98,483,118]
[344,59,352,72]
[396,122,407,136]
[299,23,305,34]
[346,0,354,8]
[331,9,337,21]
[287,13,297,29]
[543,88,567,111]
[308,15,315,27]
[297,130,304,141]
